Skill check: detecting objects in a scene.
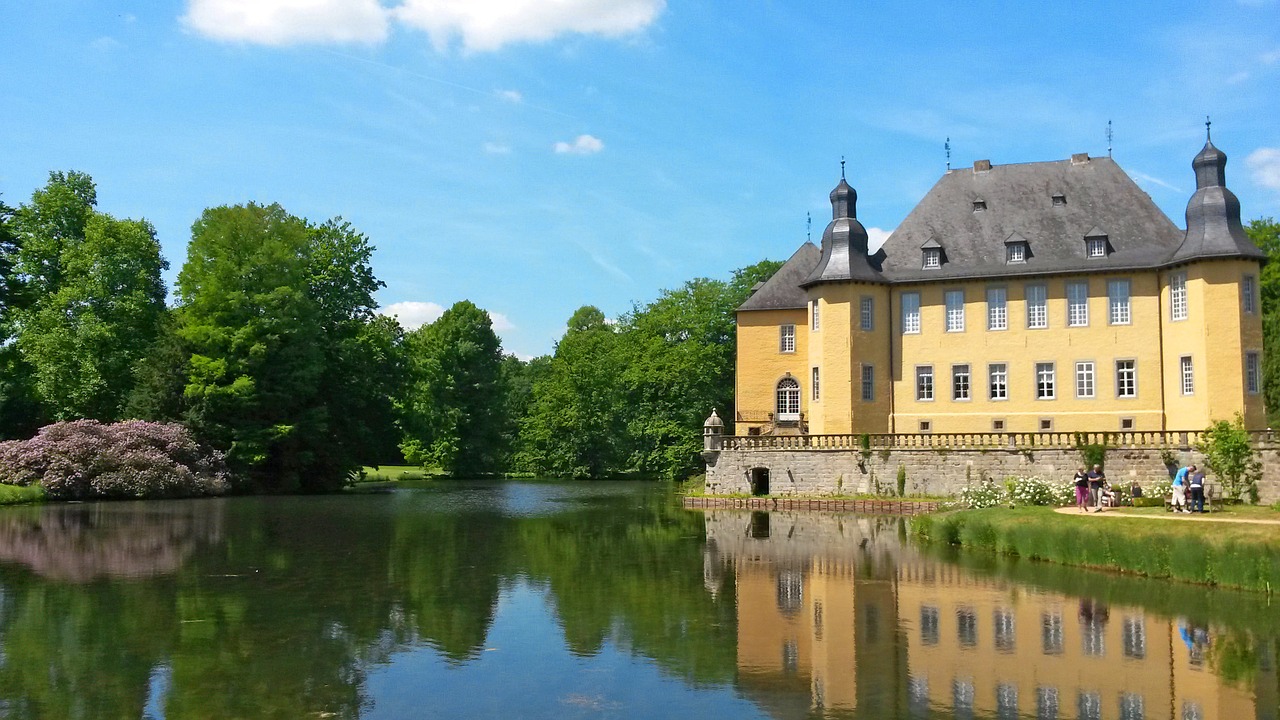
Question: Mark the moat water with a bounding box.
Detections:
[0,481,1274,719]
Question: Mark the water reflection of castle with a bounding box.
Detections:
[701,510,1278,719]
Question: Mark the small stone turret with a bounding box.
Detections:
[701,409,724,464]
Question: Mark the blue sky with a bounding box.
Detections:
[3,1,1279,359]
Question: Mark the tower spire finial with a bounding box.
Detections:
[806,212,811,243]
[945,137,951,171]
[840,156,846,180]
[1106,120,1113,158]
[1205,115,1212,141]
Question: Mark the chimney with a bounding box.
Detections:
[973,159,992,172]
[1071,153,1090,165]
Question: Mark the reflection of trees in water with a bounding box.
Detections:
[0,500,224,581]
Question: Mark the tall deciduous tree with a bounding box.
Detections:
[398,301,506,475]
[516,306,628,479]
[11,173,167,421]
[1248,218,1280,426]
[0,198,44,439]
[177,203,393,491]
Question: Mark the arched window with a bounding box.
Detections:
[776,377,800,421]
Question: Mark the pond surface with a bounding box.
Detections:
[0,481,1274,719]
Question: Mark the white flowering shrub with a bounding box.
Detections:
[1005,476,1075,506]
[959,482,1006,509]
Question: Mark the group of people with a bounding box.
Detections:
[1073,465,1111,512]
[1171,463,1208,513]
[1072,462,1208,513]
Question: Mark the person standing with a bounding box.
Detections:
[1088,465,1107,512]
[1172,464,1192,513]
[1073,466,1090,512]
[1188,467,1206,513]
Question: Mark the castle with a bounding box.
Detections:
[734,134,1266,436]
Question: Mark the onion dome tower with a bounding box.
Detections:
[1171,124,1266,263]
[801,164,885,287]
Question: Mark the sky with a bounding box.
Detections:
[3,1,1279,359]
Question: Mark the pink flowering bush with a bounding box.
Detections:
[0,420,230,500]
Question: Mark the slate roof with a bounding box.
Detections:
[801,178,887,287]
[737,242,820,312]
[1172,140,1266,264]
[878,155,1186,282]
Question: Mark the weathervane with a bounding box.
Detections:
[1206,115,1212,141]
[807,212,812,243]
[945,137,951,171]
[1106,120,1113,158]
[840,156,846,180]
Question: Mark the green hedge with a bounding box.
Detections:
[913,508,1280,593]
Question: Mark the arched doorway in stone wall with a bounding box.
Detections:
[749,467,770,496]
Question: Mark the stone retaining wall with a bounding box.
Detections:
[703,441,1280,504]
[683,496,939,514]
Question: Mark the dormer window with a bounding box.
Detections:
[1084,227,1110,258]
[923,248,941,269]
[972,200,987,212]
[1052,193,1066,207]
[1007,243,1027,264]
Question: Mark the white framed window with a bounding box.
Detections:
[860,296,874,331]
[1170,272,1187,321]
[901,292,921,334]
[812,367,820,401]
[1036,362,1056,400]
[916,366,934,401]
[1247,352,1261,394]
[776,377,800,420]
[1066,281,1089,327]
[1243,275,1257,314]
[987,287,1007,330]
[1108,279,1131,325]
[953,364,971,401]
[1116,360,1137,398]
[945,290,965,332]
[1007,243,1026,264]
[861,364,874,402]
[989,363,1008,400]
[779,324,795,353]
[1026,284,1048,329]
[1086,238,1107,258]
[1180,355,1194,396]
[1075,361,1095,399]
[923,248,941,269]
[811,299,820,330]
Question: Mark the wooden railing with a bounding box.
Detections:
[714,430,1232,452]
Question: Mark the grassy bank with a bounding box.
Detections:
[355,465,438,483]
[0,484,45,505]
[913,507,1280,593]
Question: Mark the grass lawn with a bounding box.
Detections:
[914,505,1280,592]
[356,465,438,483]
[0,484,45,505]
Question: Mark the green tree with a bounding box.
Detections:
[398,300,507,475]
[177,204,392,491]
[1196,414,1262,502]
[1249,218,1280,426]
[11,174,167,421]
[516,306,628,479]
[0,198,45,439]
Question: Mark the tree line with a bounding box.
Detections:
[0,171,779,491]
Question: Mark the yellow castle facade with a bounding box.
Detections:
[735,138,1266,436]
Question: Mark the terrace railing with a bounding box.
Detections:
[716,430,1231,452]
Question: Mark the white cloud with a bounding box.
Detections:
[378,300,444,330]
[496,89,523,103]
[483,141,511,154]
[554,134,604,155]
[394,0,664,52]
[1246,147,1280,191]
[866,227,893,252]
[182,0,390,45]
[488,311,516,332]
